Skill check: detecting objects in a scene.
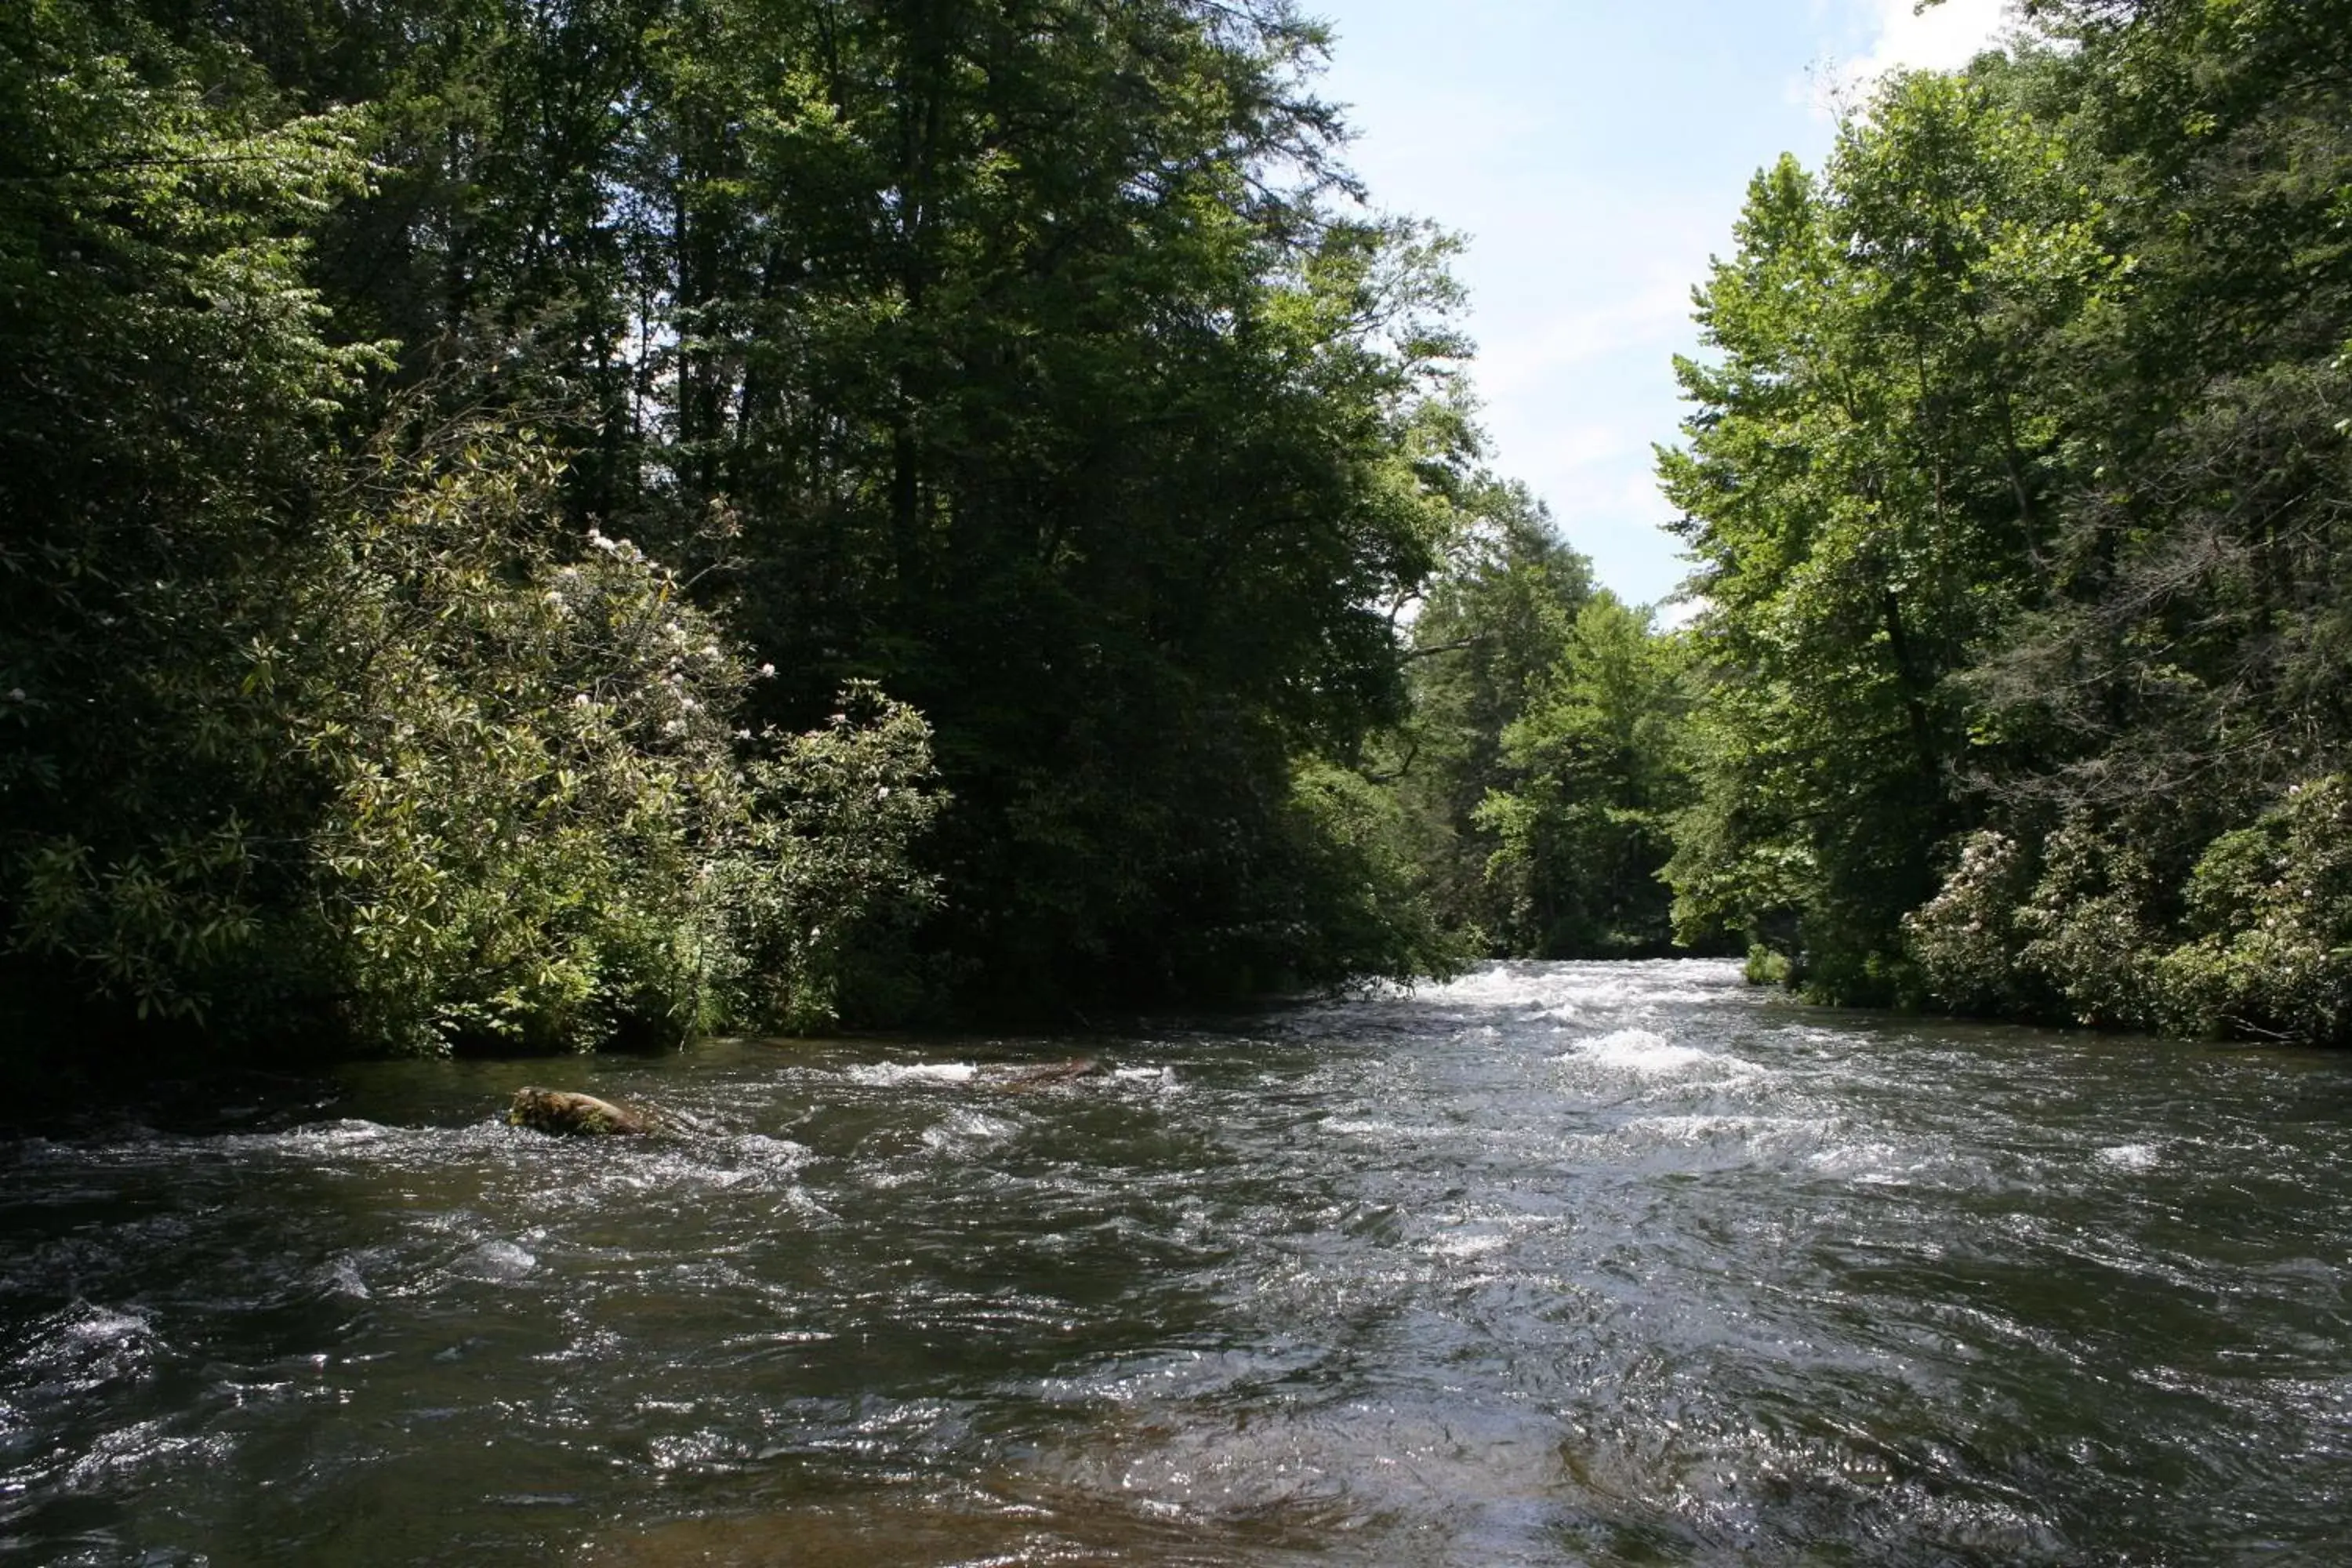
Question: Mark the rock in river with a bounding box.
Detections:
[508,1087,654,1136]
[981,1057,1104,1092]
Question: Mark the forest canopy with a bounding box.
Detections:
[7,0,2348,1062]
[0,0,1477,1058]
[1658,0,2352,1044]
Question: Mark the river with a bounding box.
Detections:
[3,960,2350,1564]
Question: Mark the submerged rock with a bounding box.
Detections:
[508,1087,654,1136]
[979,1058,1103,1092]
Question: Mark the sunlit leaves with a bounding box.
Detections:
[1662,67,2095,1001]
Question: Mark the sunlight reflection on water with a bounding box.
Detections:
[4,960,2351,1564]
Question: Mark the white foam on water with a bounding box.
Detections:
[457,1240,538,1281]
[1806,1138,1904,1178]
[291,1118,395,1148]
[1417,958,1748,1018]
[920,1108,1014,1152]
[1322,1118,1404,1138]
[1320,1117,1468,1149]
[60,1305,152,1350]
[1629,1112,1823,1143]
[2096,1142,2162,1171]
[777,1185,837,1223]
[321,1254,372,1300]
[1560,1028,1727,1077]
[63,1421,230,1488]
[729,1133,814,1171]
[212,1118,396,1157]
[1426,1231,1510,1261]
[1601,1113,1846,1175]
[1409,967,1544,1007]
[845,1062,978,1087]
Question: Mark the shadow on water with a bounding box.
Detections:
[5,964,2352,1564]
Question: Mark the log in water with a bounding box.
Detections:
[3,960,2349,1564]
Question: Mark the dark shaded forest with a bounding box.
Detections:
[3,0,1480,1062]
[5,0,2349,1064]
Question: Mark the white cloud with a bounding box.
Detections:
[1476,279,1693,398]
[1807,0,2016,118]
[1654,593,1708,631]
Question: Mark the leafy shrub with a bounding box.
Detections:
[2008,820,2165,1031]
[10,416,944,1055]
[717,686,946,1033]
[291,429,944,1051]
[1907,784,2352,1044]
[1,0,378,1042]
[0,4,943,1058]
[1274,760,1476,993]
[2154,778,2352,1044]
[1905,829,2042,1016]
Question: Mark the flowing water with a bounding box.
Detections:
[5,960,2352,1566]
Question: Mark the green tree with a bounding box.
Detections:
[1667,2,2352,1043]
[0,0,378,1035]
[1901,0,2352,1040]
[0,0,946,1060]
[1661,68,2104,1001]
[1479,595,1694,956]
[1390,481,1593,944]
[5,0,1484,1051]
[318,0,1480,1014]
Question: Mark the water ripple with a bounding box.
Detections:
[4,962,2351,1563]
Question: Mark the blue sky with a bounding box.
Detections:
[1311,0,2015,608]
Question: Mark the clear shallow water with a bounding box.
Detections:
[5,959,2351,1565]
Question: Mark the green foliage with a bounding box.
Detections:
[0,1,944,1058]
[2009,821,2169,1033]
[1662,70,2103,1003]
[2,0,379,1035]
[1234,760,1476,998]
[288,427,942,1052]
[1377,475,1709,964]
[1674,0,2352,1042]
[1389,482,1592,945]
[296,436,748,1053]
[278,0,1477,1018]
[724,686,946,1033]
[1906,816,2169,1029]
[1933,0,2352,1041]
[1479,596,1694,956]
[1910,782,2352,1044]
[4,0,1479,1058]
[1901,829,2042,1018]
[9,403,946,1054]
[2157,779,2352,1045]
